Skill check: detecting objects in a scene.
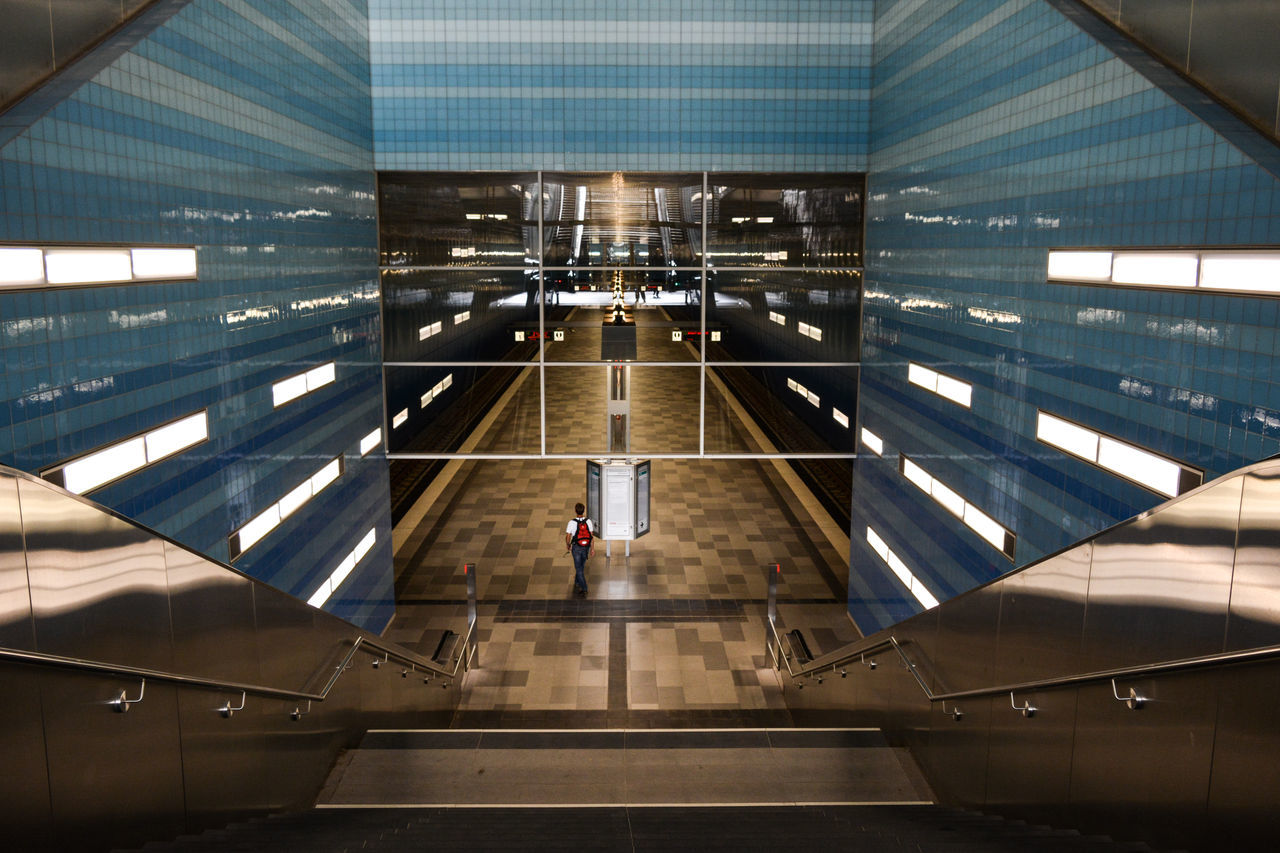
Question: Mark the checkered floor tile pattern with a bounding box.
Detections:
[389,304,856,721]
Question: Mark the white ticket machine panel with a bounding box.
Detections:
[586,459,651,541]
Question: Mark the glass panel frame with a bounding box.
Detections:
[379,172,864,461]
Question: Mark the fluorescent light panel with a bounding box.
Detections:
[308,528,377,608]
[865,526,939,610]
[908,362,972,409]
[360,428,382,456]
[392,409,408,428]
[0,248,46,286]
[52,410,209,494]
[46,249,132,284]
[231,456,344,559]
[272,361,336,407]
[899,455,1015,558]
[1,244,197,288]
[1049,249,1280,295]
[833,408,850,428]
[860,427,882,454]
[1035,410,1199,498]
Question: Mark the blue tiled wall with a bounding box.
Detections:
[369,0,873,171]
[851,0,1280,631]
[0,0,395,632]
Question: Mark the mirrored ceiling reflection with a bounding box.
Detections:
[379,172,539,267]
[706,174,864,268]
[541,172,704,267]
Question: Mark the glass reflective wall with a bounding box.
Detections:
[377,172,862,462]
[380,172,539,268]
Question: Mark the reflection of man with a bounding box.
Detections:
[564,502,595,596]
[632,280,646,304]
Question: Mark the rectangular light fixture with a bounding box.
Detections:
[1047,251,1112,281]
[1097,437,1182,498]
[131,247,197,280]
[454,311,470,324]
[47,409,210,494]
[908,362,971,409]
[1111,252,1198,288]
[360,428,382,456]
[229,456,344,560]
[0,247,46,287]
[866,526,939,610]
[308,527,377,608]
[769,311,786,326]
[900,454,1016,559]
[0,243,197,289]
[1049,248,1280,296]
[392,409,408,428]
[1198,252,1280,292]
[272,361,336,407]
[419,321,443,341]
[796,322,823,342]
[1035,409,1200,498]
[45,249,132,284]
[860,427,882,454]
[833,408,850,428]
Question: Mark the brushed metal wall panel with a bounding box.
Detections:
[0,474,36,649]
[166,541,261,684]
[42,673,185,850]
[1067,674,1216,846]
[1205,661,1280,850]
[1117,0,1194,68]
[1225,468,1280,650]
[253,581,327,692]
[1187,0,1280,133]
[0,664,53,849]
[49,0,123,66]
[1081,477,1240,669]
[923,695,992,807]
[983,685,1078,821]
[20,478,174,671]
[0,0,54,108]
[994,544,1091,686]
[175,691,272,835]
[933,579,1002,693]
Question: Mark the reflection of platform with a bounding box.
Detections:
[600,316,637,360]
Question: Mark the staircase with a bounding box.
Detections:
[117,728,1168,851]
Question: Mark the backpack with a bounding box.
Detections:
[573,517,593,547]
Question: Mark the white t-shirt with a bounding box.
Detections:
[566,517,594,537]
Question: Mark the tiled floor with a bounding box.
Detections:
[388,303,858,726]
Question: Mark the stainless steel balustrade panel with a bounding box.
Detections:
[994,544,1092,686]
[1080,477,1241,670]
[165,541,274,830]
[166,541,262,682]
[1067,672,1217,847]
[1205,660,1280,850]
[1224,468,1280,650]
[934,579,1003,693]
[924,693,992,808]
[20,477,175,672]
[1,473,35,649]
[41,673,186,850]
[983,685,1078,822]
[0,475,53,846]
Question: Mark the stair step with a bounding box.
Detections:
[320,727,932,807]
[117,806,1169,853]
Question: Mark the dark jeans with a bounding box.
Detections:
[571,543,590,591]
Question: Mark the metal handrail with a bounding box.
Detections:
[0,625,473,715]
[792,632,1280,711]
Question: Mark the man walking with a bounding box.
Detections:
[564,502,595,596]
